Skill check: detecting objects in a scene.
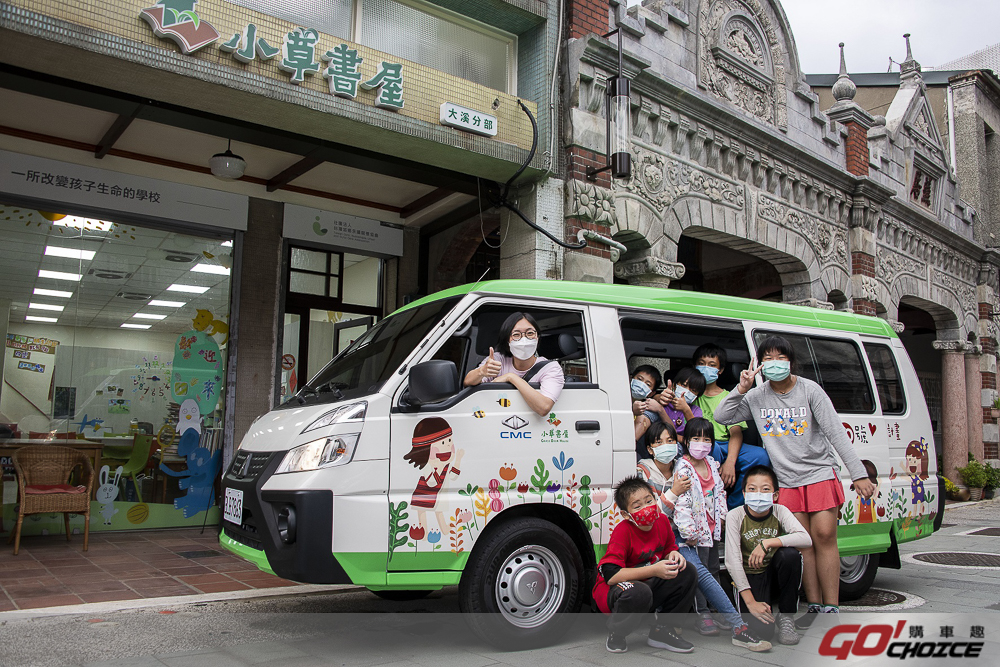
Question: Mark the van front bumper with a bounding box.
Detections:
[220,450,353,584]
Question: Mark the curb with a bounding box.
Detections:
[0,584,364,622]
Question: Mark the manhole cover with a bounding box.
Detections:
[966,527,1000,536]
[842,589,907,607]
[176,550,224,559]
[913,552,1000,567]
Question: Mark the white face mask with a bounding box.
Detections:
[509,338,538,360]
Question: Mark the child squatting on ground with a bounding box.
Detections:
[724,465,813,644]
[637,420,772,652]
[592,475,698,654]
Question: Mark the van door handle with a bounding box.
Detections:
[575,420,600,432]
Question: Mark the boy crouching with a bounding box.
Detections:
[592,475,698,653]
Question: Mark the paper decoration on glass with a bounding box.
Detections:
[440,103,497,137]
[17,361,45,373]
[140,1,220,55]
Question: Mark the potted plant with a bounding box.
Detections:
[957,459,988,501]
[992,397,1000,420]
[983,462,1000,500]
[944,476,970,502]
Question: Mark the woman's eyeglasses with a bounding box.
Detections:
[509,330,538,341]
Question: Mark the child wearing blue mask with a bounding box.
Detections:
[638,421,770,652]
[724,465,812,645]
[692,343,770,510]
[630,365,663,461]
[715,335,874,630]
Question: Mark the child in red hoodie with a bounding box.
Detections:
[593,475,698,653]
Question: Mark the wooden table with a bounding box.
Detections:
[0,439,104,499]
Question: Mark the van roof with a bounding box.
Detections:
[399,279,897,338]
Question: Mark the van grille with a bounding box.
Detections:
[227,451,273,481]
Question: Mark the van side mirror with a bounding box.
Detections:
[405,360,459,406]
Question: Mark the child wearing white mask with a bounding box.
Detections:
[464,311,565,417]
[637,422,770,652]
[724,465,812,646]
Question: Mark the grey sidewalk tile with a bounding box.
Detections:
[159,653,249,667]
[406,652,501,667]
[83,657,168,667]
[220,641,309,664]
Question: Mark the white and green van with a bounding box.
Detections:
[220,280,942,645]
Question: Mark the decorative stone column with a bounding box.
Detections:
[966,344,984,463]
[613,253,686,288]
[934,340,970,486]
[978,258,1000,460]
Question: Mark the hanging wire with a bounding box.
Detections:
[477,177,508,249]
[481,100,587,250]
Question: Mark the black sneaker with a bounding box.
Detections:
[732,626,772,652]
[647,625,694,653]
[606,633,627,653]
[795,609,820,631]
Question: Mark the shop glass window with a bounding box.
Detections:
[0,204,232,529]
[226,0,515,92]
[753,331,875,414]
[864,343,907,415]
[289,247,341,299]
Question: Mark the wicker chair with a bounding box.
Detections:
[10,446,94,555]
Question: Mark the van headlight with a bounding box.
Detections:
[302,402,366,433]
[275,434,360,473]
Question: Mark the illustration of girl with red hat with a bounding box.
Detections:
[404,417,464,541]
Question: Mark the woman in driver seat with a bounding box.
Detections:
[463,312,565,416]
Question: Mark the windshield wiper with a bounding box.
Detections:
[295,386,318,405]
[314,381,347,401]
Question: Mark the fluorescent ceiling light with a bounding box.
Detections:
[45,246,96,261]
[120,323,151,330]
[166,284,210,294]
[38,269,82,281]
[25,315,58,323]
[148,300,186,307]
[133,313,167,320]
[221,240,233,247]
[53,216,114,232]
[33,288,73,298]
[28,302,65,312]
[190,263,230,275]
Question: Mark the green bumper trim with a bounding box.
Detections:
[219,533,276,575]
[837,522,892,557]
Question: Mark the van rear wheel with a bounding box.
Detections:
[459,517,584,649]
[839,553,879,601]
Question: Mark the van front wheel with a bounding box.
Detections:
[839,553,879,601]
[459,517,584,649]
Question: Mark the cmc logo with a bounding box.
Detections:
[501,431,532,439]
[819,622,984,660]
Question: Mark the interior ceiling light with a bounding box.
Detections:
[133,313,167,320]
[26,315,58,323]
[116,291,154,301]
[38,269,82,281]
[121,323,151,329]
[209,139,247,180]
[88,268,131,280]
[45,246,97,261]
[166,284,210,294]
[148,299,186,307]
[28,302,65,312]
[190,263,230,275]
[33,288,73,298]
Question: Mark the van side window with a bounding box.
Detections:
[864,343,906,415]
[434,305,590,383]
[753,331,875,414]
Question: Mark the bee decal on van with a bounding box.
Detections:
[472,407,485,418]
[497,394,511,408]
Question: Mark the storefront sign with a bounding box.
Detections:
[284,204,404,257]
[139,2,406,109]
[440,103,497,137]
[0,150,249,231]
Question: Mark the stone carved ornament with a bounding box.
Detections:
[699,0,787,128]
[614,255,687,281]
[565,179,617,227]
[624,145,746,213]
[877,246,924,285]
[860,275,880,302]
[756,193,847,266]
[933,269,977,320]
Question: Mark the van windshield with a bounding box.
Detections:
[284,297,461,407]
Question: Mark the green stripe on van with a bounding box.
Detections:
[837,521,892,557]
[396,280,897,338]
[219,533,276,575]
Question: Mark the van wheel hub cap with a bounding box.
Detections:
[496,545,565,628]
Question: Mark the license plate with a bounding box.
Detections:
[223,487,243,525]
